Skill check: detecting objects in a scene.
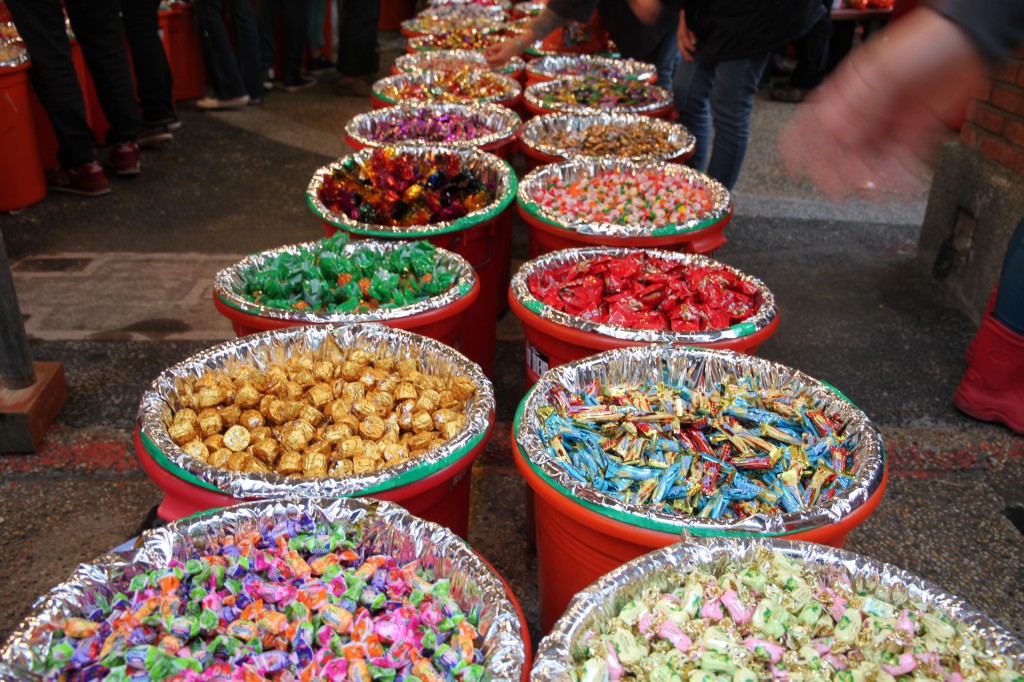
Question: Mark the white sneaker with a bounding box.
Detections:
[195,95,250,111]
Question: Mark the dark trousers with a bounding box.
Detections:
[336,0,379,77]
[790,1,831,89]
[7,0,141,168]
[194,0,264,99]
[122,0,175,125]
[257,0,310,85]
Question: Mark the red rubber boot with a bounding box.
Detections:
[952,314,1024,434]
[964,286,998,364]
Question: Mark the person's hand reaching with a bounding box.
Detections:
[678,10,697,62]
[484,37,522,67]
[778,8,988,200]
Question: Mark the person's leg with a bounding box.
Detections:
[308,0,328,59]
[255,0,279,78]
[790,8,831,90]
[64,0,142,145]
[336,0,379,77]
[225,0,266,99]
[194,0,247,99]
[5,0,96,169]
[281,0,312,86]
[635,28,680,92]
[672,57,716,173]
[704,53,769,189]
[121,0,175,126]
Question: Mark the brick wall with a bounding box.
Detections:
[960,50,1024,176]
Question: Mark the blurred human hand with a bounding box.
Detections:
[485,38,522,66]
[678,10,697,61]
[778,8,988,199]
[627,0,661,25]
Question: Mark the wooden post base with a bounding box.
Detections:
[0,361,67,454]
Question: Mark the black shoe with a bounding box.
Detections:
[138,123,173,147]
[307,56,334,73]
[283,75,317,93]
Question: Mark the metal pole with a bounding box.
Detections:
[0,232,35,389]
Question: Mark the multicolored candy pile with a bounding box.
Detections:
[529,169,713,226]
[317,148,496,227]
[402,15,502,36]
[527,252,759,332]
[236,233,460,314]
[169,347,477,477]
[529,57,649,82]
[537,375,858,518]
[409,31,504,51]
[576,546,1024,681]
[376,70,514,104]
[532,78,664,111]
[360,109,501,145]
[34,515,490,682]
[542,122,679,159]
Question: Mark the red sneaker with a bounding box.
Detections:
[108,141,141,175]
[45,161,111,197]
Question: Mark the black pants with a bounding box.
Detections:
[336,0,379,77]
[257,0,310,85]
[790,0,832,89]
[194,0,264,100]
[7,0,141,168]
[122,0,175,125]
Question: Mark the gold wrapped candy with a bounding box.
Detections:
[168,349,477,478]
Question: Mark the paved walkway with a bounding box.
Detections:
[1,42,1022,651]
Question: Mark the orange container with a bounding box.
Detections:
[212,239,481,345]
[168,3,206,101]
[322,219,505,377]
[310,147,517,378]
[513,346,888,633]
[214,279,478,341]
[135,324,497,535]
[518,436,887,631]
[135,421,491,535]
[379,0,417,31]
[509,248,780,385]
[0,61,47,212]
[517,158,733,258]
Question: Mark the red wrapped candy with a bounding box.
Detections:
[527,252,760,332]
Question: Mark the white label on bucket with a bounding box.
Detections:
[526,340,549,378]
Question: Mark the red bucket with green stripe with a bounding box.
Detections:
[514,346,887,633]
[135,324,495,536]
[509,247,779,386]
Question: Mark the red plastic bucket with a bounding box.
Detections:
[379,0,417,31]
[322,220,504,377]
[517,158,732,257]
[344,103,522,161]
[310,147,517,378]
[519,194,732,257]
[135,420,492,536]
[510,248,780,385]
[514,436,888,634]
[168,3,206,101]
[513,344,889,633]
[214,280,478,342]
[0,61,47,212]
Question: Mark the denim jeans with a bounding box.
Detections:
[195,0,264,100]
[672,52,769,190]
[995,219,1024,334]
[633,28,681,92]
